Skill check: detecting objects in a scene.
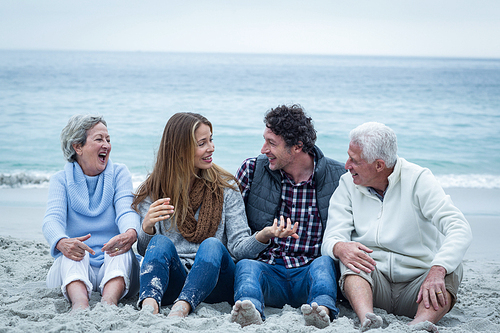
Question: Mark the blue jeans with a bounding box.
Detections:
[234,256,339,320]
[139,235,235,311]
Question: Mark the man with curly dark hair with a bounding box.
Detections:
[264,104,317,155]
[230,104,346,329]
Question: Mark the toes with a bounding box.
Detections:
[240,300,253,310]
[301,306,312,315]
[360,313,383,332]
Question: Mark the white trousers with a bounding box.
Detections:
[46,250,137,301]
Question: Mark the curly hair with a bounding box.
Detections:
[264,104,316,153]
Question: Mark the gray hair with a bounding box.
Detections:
[60,114,107,162]
[349,122,398,168]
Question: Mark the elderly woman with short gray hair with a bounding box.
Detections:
[43,114,140,312]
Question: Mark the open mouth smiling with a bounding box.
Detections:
[98,152,107,163]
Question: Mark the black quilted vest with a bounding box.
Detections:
[245,145,346,233]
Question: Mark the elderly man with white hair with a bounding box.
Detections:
[321,122,472,332]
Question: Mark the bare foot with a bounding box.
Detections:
[301,302,330,329]
[67,280,89,314]
[360,312,383,332]
[141,297,159,314]
[69,302,89,314]
[101,296,118,306]
[410,321,439,333]
[230,300,263,327]
[100,276,124,306]
[167,300,191,318]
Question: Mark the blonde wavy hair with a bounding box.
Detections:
[132,112,237,230]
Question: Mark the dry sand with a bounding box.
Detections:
[0,187,499,332]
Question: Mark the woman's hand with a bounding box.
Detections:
[255,216,299,244]
[142,198,175,235]
[102,228,137,257]
[56,234,96,261]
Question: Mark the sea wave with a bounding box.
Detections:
[435,174,500,189]
[0,172,51,188]
[0,172,148,190]
[2,172,500,189]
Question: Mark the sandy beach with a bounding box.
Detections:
[1,187,499,332]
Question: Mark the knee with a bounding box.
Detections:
[311,256,335,272]
[62,251,90,264]
[235,259,252,272]
[147,235,175,257]
[309,256,336,280]
[314,255,334,265]
[196,237,226,261]
[150,234,174,248]
[199,237,224,252]
[235,259,261,278]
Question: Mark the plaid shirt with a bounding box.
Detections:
[236,155,323,268]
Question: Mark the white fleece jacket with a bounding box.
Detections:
[321,157,472,283]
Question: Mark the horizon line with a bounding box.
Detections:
[1,48,499,61]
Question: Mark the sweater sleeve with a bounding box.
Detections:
[321,174,355,260]
[414,169,473,273]
[113,164,140,235]
[223,186,269,261]
[136,196,155,256]
[42,171,70,258]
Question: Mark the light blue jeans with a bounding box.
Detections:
[139,235,235,312]
[234,256,339,320]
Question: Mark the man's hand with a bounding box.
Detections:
[255,216,299,244]
[333,242,376,274]
[416,265,448,311]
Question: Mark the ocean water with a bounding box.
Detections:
[1,50,499,189]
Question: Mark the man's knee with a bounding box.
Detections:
[310,255,335,268]
[309,256,336,280]
[236,259,261,276]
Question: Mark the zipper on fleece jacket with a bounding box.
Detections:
[376,199,383,247]
[373,193,395,282]
[388,251,393,281]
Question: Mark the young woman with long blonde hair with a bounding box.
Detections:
[132,112,270,317]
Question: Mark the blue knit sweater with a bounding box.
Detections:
[42,160,140,267]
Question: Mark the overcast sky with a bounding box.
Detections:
[1,0,499,58]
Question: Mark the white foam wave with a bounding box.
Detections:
[436,174,500,189]
[2,172,500,189]
[0,172,51,188]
